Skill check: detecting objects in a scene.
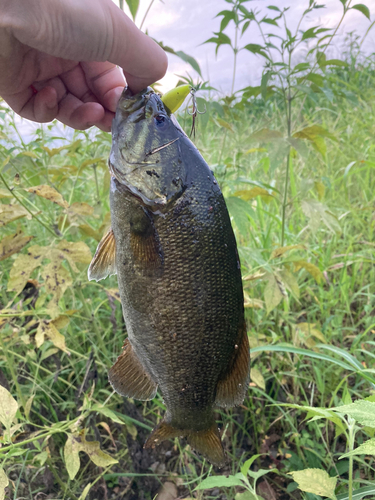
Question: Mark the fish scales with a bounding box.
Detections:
[88,87,250,466]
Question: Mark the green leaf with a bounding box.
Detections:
[226,197,254,237]
[337,485,375,500]
[320,59,349,68]
[302,26,319,41]
[175,51,202,77]
[351,4,371,19]
[240,454,262,477]
[235,492,260,500]
[301,199,341,235]
[92,404,125,424]
[244,44,267,56]
[0,469,8,500]
[289,468,337,500]
[250,368,266,390]
[247,468,277,480]
[124,0,139,20]
[333,400,375,427]
[278,269,300,299]
[250,128,283,142]
[340,437,375,459]
[195,475,245,490]
[249,344,354,372]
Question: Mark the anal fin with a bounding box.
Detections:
[88,228,116,281]
[108,339,157,401]
[215,322,250,408]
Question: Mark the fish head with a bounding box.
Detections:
[110,87,186,208]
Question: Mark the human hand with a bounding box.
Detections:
[0,0,168,131]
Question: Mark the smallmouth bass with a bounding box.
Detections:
[88,87,250,466]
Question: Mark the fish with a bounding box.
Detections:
[88,87,250,466]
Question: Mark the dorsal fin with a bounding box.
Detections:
[108,339,158,401]
[215,322,250,408]
[88,228,116,281]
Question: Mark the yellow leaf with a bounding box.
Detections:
[0,188,13,198]
[55,240,92,271]
[2,156,10,168]
[79,225,102,242]
[80,158,106,170]
[41,262,72,318]
[264,273,286,314]
[270,244,306,260]
[293,259,324,284]
[216,117,234,133]
[234,187,273,202]
[314,181,325,200]
[244,293,264,309]
[0,468,9,500]
[244,147,267,154]
[78,483,92,500]
[26,185,69,208]
[0,231,33,261]
[69,202,94,216]
[278,269,300,298]
[51,315,70,330]
[0,203,30,226]
[21,151,38,158]
[64,431,118,481]
[250,368,265,390]
[106,288,121,302]
[289,468,337,500]
[0,385,18,432]
[297,322,326,343]
[7,245,46,294]
[36,320,70,353]
[24,395,34,420]
[242,270,266,282]
[64,433,81,480]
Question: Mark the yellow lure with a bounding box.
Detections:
[161,85,191,114]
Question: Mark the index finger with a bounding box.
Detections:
[107,2,168,92]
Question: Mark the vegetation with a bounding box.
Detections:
[0,0,375,499]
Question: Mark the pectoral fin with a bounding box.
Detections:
[88,228,116,281]
[130,208,163,269]
[108,339,157,401]
[215,322,250,408]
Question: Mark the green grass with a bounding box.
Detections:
[0,60,375,500]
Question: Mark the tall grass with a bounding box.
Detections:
[0,56,375,499]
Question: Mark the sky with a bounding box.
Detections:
[120,0,375,94]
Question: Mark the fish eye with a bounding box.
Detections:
[154,115,168,129]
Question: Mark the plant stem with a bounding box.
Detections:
[0,335,25,409]
[140,0,155,30]
[231,24,239,95]
[281,46,293,247]
[46,457,80,500]
[0,172,56,237]
[347,417,356,500]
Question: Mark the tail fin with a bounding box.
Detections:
[144,418,226,467]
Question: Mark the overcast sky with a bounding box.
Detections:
[120,0,375,94]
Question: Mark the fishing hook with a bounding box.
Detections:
[187,88,206,138]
